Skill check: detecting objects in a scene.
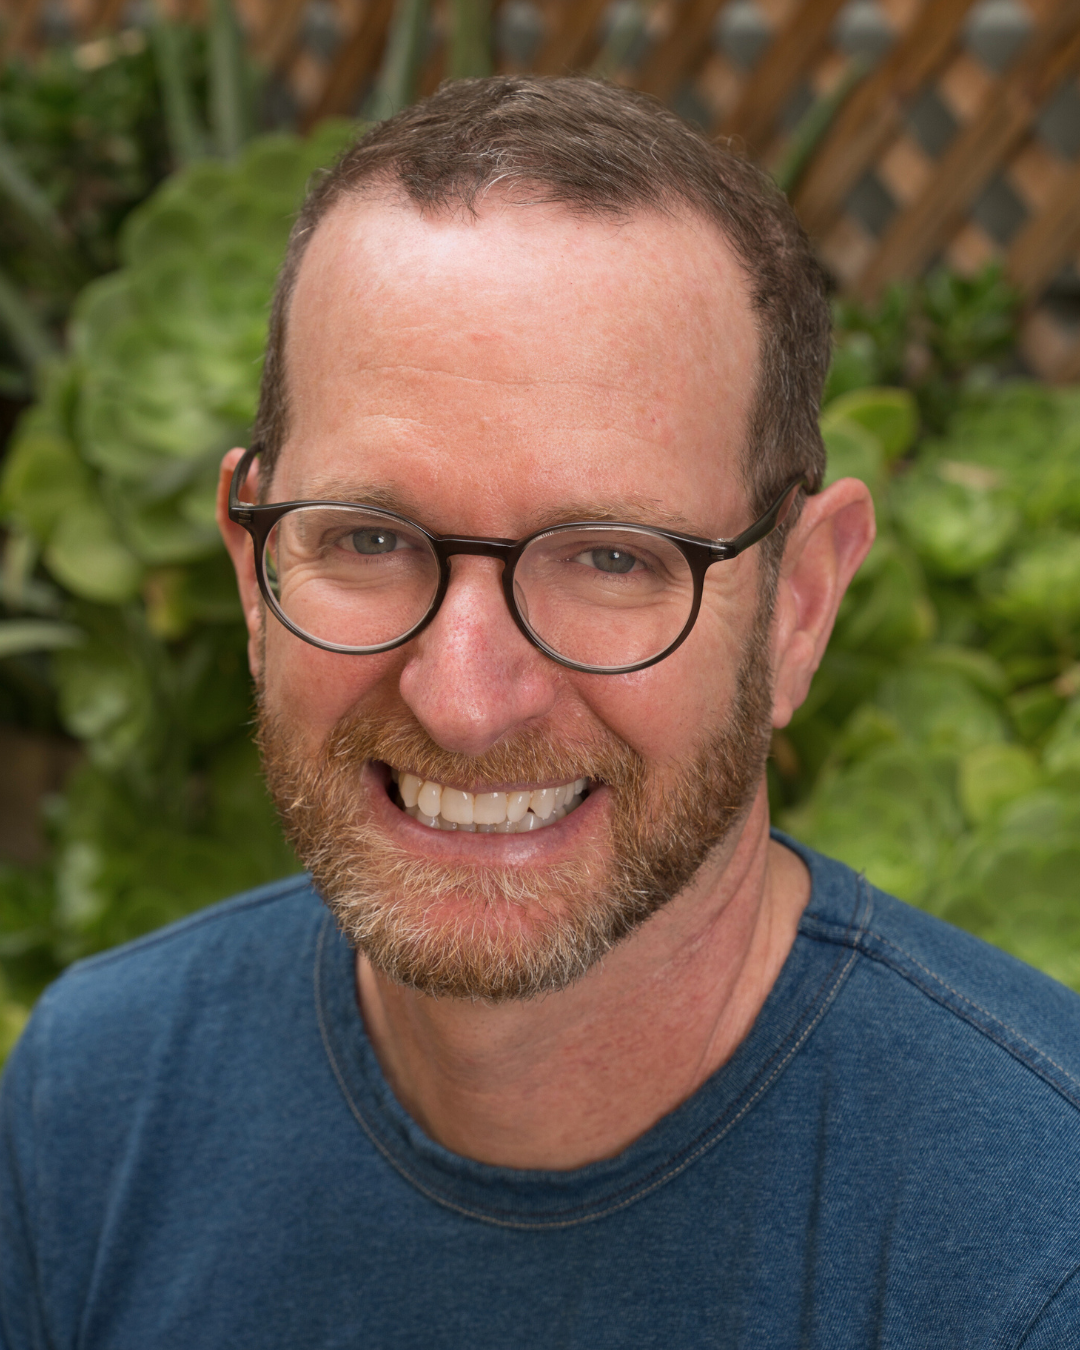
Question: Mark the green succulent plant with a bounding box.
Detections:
[0,121,355,996]
[781,374,1080,989]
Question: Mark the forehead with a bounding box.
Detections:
[279,192,759,536]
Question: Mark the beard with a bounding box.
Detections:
[258,607,774,1004]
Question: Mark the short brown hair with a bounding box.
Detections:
[254,76,829,518]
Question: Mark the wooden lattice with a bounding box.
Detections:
[3,0,1080,377]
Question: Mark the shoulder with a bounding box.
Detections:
[0,876,336,1344]
[780,832,1080,1116]
[10,874,327,1087]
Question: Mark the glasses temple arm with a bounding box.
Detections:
[228,444,262,520]
[713,476,808,559]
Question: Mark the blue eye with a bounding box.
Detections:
[580,548,638,574]
[350,528,398,554]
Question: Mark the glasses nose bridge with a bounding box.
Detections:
[435,535,518,564]
[424,534,537,657]
[431,536,521,623]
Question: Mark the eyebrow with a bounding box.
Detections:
[294,478,419,515]
[288,478,703,536]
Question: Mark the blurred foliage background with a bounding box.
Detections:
[1,0,1079,1059]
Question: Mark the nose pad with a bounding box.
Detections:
[512,575,531,628]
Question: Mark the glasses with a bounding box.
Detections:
[229,446,806,675]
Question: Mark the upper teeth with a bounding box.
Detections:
[392,770,589,833]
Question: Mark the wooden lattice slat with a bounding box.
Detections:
[533,0,608,74]
[301,0,395,124]
[1009,157,1080,294]
[255,0,310,67]
[2,0,43,53]
[721,0,848,153]
[637,0,726,101]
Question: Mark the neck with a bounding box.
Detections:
[354,787,810,1170]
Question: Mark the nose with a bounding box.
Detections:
[397,555,560,756]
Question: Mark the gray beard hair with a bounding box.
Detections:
[258,610,774,1004]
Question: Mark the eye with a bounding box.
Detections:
[573,547,641,575]
[347,527,399,555]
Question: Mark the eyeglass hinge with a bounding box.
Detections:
[234,508,254,524]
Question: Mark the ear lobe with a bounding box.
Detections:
[216,447,265,680]
[769,477,876,730]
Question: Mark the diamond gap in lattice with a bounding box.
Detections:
[833,0,894,64]
[963,0,1033,75]
[971,174,1029,248]
[713,0,772,71]
[496,0,545,66]
[1036,80,1080,161]
[844,170,898,239]
[906,87,960,160]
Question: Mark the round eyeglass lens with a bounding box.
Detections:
[264,506,441,650]
[513,525,696,669]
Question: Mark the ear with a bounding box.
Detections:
[216,447,265,683]
[769,477,876,730]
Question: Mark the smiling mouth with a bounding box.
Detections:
[387,767,592,833]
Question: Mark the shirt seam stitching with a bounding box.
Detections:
[796,879,1080,1104]
[1015,1256,1080,1349]
[871,933,1080,1089]
[854,932,1080,1109]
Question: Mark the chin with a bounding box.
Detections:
[313,836,618,1002]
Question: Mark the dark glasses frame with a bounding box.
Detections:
[229,444,807,675]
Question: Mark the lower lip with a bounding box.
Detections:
[364,762,605,861]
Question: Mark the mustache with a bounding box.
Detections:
[309,700,649,798]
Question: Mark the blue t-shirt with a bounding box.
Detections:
[4,834,1080,1348]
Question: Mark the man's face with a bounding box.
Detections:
[255,192,773,999]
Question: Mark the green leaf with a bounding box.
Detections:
[823,332,879,404]
[44,500,143,602]
[958,743,1041,826]
[873,664,1007,755]
[0,408,91,541]
[823,387,918,461]
[1007,682,1066,747]
[783,746,961,904]
[0,133,86,288]
[368,0,431,119]
[773,57,869,197]
[993,535,1080,634]
[913,644,1009,699]
[149,13,208,167]
[447,0,493,79]
[0,619,83,658]
[1043,698,1080,783]
[55,642,144,742]
[832,539,935,658]
[0,262,59,374]
[821,414,885,499]
[208,0,252,161]
[893,461,1020,577]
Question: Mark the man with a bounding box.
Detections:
[3,76,1080,1348]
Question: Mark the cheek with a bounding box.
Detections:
[573,565,759,763]
[261,626,401,748]
[573,626,740,766]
